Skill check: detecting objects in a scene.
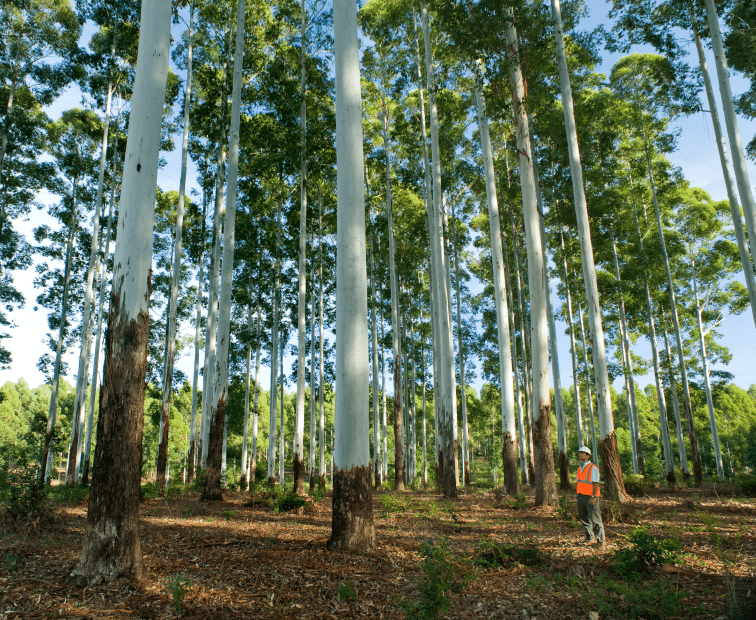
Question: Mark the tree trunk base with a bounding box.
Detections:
[309,473,316,493]
[293,454,305,494]
[666,469,676,485]
[66,429,80,487]
[73,295,148,584]
[82,458,90,486]
[442,439,458,499]
[533,406,557,506]
[502,434,518,497]
[558,451,571,490]
[200,396,226,503]
[599,431,630,502]
[374,462,382,490]
[326,465,375,552]
[187,443,195,484]
[319,474,325,492]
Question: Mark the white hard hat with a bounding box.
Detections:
[577,446,591,456]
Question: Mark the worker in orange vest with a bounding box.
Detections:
[576,446,605,548]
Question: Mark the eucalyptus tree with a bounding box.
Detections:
[611,53,704,486]
[675,186,748,480]
[156,0,195,494]
[607,0,756,328]
[38,108,100,483]
[73,0,172,583]
[325,0,374,551]
[548,0,625,498]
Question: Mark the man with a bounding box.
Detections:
[576,446,605,548]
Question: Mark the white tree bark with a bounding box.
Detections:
[550,0,621,498]
[369,209,381,487]
[576,302,598,461]
[188,190,206,480]
[74,0,171,580]
[157,1,194,491]
[692,260,724,479]
[267,200,282,481]
[703,0,756,273]
[309,229,317,491]
[379,65,405,490]
[241,281,253,485]
[69,73,115,486]
[327,0,374,551]
[201,0,245,501]
[294,0,308,493]
[690,12,756,328]
[318,197,325,486]
[379,284,388,480]
[421,0,458,497]
[662,325,689,475]
[83,101,121,484]
[43,184,78,484]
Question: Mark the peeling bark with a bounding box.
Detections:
[326,466,375,552]
[599,431,630,502]
[533,402,556,506]
[501,432,518,496]
[558,452,570,490]
[74,295,149,583]
[200,391,226,502]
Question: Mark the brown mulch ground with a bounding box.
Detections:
[1,472,754,619]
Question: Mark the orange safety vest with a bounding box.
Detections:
[576,462,600,497]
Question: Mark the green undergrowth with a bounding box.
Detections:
[475,541,544,569]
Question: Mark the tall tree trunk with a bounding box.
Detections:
[610,229,646,477]
[576,301,598,461]
[73,0,171,582]
[157,3,194,493]
[639,119,702,486]
[549,0,625,501]
[369,210,382,488]
[510,211,535,485]
[472,61,518,494]
[251,304,262,484]
[380,284,388,480]
[560,232,585,451]
[42,183,78,484]
[318,195,326,490]
[532,158,569,490]
[450,196,470,488]
[294,0,308,494]
[201,0,245,502]
[692,261,725,479]
[690,12,756,327]
[702,0,756,273]
[0,43,21,207]
[309,228,317,492]
[187,189,207,483]
[84,103,122,486]
[421,340,427,485]
[379,66,405,492]
[268,199,282,482]
[662,324,689,477]
[240,280,253,488]
[279,332,286,485]
[201,146,225,468]
[327,0,375,551]
[70,70,116,486]
[421,0,458,497]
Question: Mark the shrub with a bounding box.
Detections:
[623,474,656,497]
[612,526,682,578]
[6,466,47,520]
[400,538,474,620]
[476,541,543,569]
[337,580,357,602]
[166,574,193,612]
[735,475,756,497]
[273,491,310,513]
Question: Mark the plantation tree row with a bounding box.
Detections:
[1,0,755,582]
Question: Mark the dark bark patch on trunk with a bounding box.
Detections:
[393,367,405,491]
[66,425,80,487]
[374,461,382,490]
[73,290,149,584]
[533,404,557,507]
[326,465,375,552]
[187,441,195,484]
[558,450,571,490]
[156,403,170,495]
[309,471,316,493]
[82,457,90,486]
[442,438,458,499]
[666,469,676,484]
[250,456,256,485]
[293,453,305,494]
[599,431,630,503]
[685,403,703,488]
[502,433,518,496]
[319,473,325,492]
[200,393,226,502]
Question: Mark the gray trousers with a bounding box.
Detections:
[577,494,605,543]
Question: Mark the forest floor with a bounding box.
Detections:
[1,461,755,620]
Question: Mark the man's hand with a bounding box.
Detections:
[588,497,596,506]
